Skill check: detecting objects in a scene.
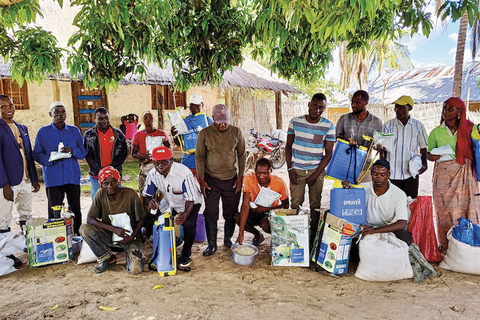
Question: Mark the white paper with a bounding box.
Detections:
[167,109,189,136]
[254,187,281,208]
[430,144,454,155]
[146,135,165,153]
[109,212,132,242]
[49,151,72,162]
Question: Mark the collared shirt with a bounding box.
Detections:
[33,123,87,188]
[242,172,289,207]
[98,127,115,168]
[7,123,28,180]
[336,112,383,149]
[143,162,202,213]
[427,122,457,163]
[362,181,408,227]
[383,117,428,179]
[287,115,336,170]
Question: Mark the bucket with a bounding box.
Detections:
[326,139,368,184]
[194,213,206,242]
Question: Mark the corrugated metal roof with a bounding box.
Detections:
[335,61,480,105]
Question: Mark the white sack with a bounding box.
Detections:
[109,212,132,242]
[76,240,97,265]
[439,228,480,275]
[355,233,414,281]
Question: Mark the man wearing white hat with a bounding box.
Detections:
[170,93,213,178]
[33,101,87,234]
[381,95,428,198]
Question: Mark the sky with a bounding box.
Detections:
[326,15,478,81]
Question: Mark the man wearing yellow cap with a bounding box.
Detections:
[381,95,428,198]
[143,146,202,268]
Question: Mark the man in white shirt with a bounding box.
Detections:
[381,95,428,198]
[143,146,202,268]
[361,159,412,245]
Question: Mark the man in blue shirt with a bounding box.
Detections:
[33,102,87,234]
[170,94,213,178]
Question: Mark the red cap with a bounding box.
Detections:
[152,146,172,161]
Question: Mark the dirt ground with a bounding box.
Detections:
[2,166,480,320]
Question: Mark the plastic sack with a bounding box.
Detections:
[0,255,16,277]
[408,155,422,177]
[373,131,394,153]
[109,212,132,242]
[408,196,443,262]
[76,240,97,265]
[146,135,165,154]
[167,109,189,136]
[354,233,414,281]
[451,217,480,246]
[439,228,480,275]
[0,232,26,255]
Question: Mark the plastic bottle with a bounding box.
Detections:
[58,142,64,153]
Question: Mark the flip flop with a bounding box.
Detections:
[251,234,265,247]
[93,257,117,274]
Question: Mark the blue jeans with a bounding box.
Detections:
[80,223,145,275]
[90,176,100,202]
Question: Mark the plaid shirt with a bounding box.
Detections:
[336,112,383,149]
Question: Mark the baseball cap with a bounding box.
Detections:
[151,146,172,161]
[212,104,230,124]
[392,95,414,107]
[188,94,204,105]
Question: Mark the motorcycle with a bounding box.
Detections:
[245,129,287,171]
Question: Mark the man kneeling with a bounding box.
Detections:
[80,166,146,274]
[235,158,289,246]
[360,159,412,245]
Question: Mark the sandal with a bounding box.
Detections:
[251,234,265,247]
[93,256,117,274]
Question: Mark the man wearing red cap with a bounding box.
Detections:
[80,166,146,274]
[143,146,202,268]
[196,104,246,255]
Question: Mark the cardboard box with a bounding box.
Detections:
[269,212,309,267]
[26,217,73,267]
[311,213,361,275]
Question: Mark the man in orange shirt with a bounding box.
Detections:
[235,158,289,246]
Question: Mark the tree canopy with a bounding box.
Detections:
[0,0,478,91]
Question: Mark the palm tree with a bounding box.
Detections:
[339,36,414,91]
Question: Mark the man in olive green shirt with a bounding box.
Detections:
[195,104,246,255]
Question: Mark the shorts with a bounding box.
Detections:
[247,210,268,226]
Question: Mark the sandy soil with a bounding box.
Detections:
[2,165,480,320]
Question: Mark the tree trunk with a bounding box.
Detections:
[275,91,282,129]
[452,13,468,98]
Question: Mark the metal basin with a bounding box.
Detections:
[231,243,259,266]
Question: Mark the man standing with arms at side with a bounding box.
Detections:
[33,102,87,235]
[196,104,246,255]
[84,107,127,201]
[381,96,428,199]
[286,93,335,247]
[0,95,40,266]
[336,90,382,182]
[170,94,213,178]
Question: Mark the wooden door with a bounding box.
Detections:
[71,82,108,135]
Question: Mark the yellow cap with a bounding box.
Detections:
[392,95,414,107]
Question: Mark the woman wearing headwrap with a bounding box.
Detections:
[79,166,146,274]
[427,97,480,251]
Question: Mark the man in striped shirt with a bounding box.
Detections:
[143,146,202,268]
[286,93,335,246]
[381,96,428,199]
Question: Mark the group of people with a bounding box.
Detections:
[0,89,477,274]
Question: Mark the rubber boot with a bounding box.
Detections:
[203,220,217,256]
[223,220,236,248]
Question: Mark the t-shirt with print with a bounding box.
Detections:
[287,116,335,170]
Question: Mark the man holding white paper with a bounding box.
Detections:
[235,158,289,246]
[381,95,428,198]
[80,166,145,274]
